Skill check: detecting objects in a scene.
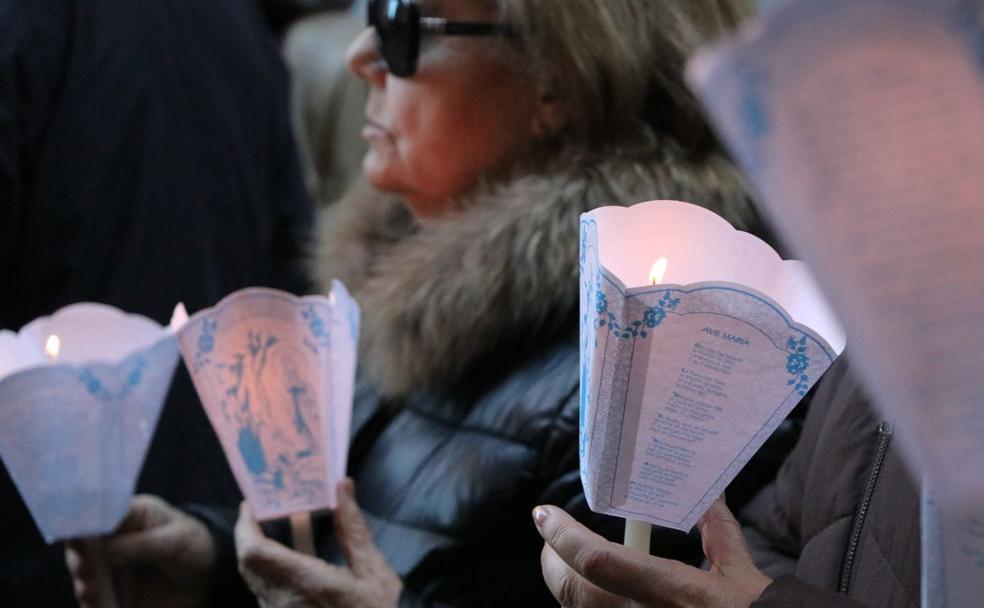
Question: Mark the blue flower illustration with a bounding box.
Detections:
[301,305,331,353]
[310,316,326,338]
[785,335,811,396]
[598,289,679,340]
[82,372,103,396]
[198,333,213,353]
[786,352,809,376]
[595,291,608,315]
[302,305,327,338]
[198,319,217,355]
[643,306,666,328]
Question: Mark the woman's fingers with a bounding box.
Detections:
[540,543,631,608]
[533,505,700,604]
[698,497,752,574]
[103,525,175,568]
[64,540,114,608]
[64,542,97,607]
[333,478,388,578]
[697,498,773,601]
[235,502,297,580]
[235,502,357,602]
[114,494,173,533]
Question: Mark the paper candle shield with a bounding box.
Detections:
[579,200,845,531]
[177,284,359,521]
[687,0,984,512]
[0,305,182,542]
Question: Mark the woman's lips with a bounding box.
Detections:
[362,121,389,140]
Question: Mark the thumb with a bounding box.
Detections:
[697,497,755,575]
[103,524,184,569]
[333,478,386,578]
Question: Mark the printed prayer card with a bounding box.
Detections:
[579,200,844,531]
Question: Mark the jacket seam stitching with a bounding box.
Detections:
[865,531,919,607]
[403,405,546,451]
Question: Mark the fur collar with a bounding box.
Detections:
[311,144,756,398]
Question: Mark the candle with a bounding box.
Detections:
[649,257,669,286]
[0,304,185,608]
[174,285,360,544]
[290,512,316,556]
[44,335,60,360]
[579,201,844,549]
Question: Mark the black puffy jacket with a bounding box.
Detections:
[330,337,610,605]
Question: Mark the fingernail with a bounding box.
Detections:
[532,506,548,528]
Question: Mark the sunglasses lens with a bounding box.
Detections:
[368,0,417,77]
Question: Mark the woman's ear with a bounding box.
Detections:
[530,91,569,139]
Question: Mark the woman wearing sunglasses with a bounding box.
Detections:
[68,1,772,606]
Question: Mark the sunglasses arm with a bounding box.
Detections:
[419,17,511,36]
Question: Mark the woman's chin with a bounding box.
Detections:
[362,155,399,191]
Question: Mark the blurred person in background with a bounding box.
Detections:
[66,1,803,606]
[283,0,369,205]
[0,0,324,605]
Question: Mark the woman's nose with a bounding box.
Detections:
[347,28,385,86]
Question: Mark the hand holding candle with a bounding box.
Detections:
[176,284,360,554]
[65,494,217,608]
[0,303,185,608]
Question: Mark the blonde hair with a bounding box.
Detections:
[491,0,753,152]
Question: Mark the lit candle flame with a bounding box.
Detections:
[649,257,668,286]
[45,334,61,360]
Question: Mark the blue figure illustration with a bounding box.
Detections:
[201,322,329,509]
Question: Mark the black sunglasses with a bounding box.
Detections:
[368,0,511,77]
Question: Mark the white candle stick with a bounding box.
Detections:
[80,537,120,608]
[619,259,668,553]
[290,512,316,556]
[623,519,651,553]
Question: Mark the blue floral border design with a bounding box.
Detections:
[78,356,148,402]
[596,290,680,340]
[785,335,811,396]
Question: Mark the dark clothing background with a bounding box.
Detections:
[0,0,312,605]
[744,355,920,607]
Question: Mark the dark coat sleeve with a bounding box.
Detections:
[183,504,261,608]
[740,361,853,578]
[0,3,70,326]
[268,93,314,295]
[752,575,866,607]
[0,6,17,275]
